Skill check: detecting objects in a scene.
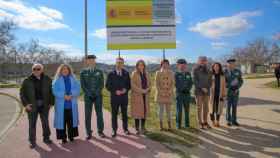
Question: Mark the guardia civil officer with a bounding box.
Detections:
[224,59,243,126]
[80,55,105,139]
[175,59,193,129]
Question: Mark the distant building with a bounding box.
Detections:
[241,62,272,74]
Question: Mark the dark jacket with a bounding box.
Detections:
[275,66,280,78]
[20,74,54,112]
[106,69,131,105]
[80,68,104,97]
[175,71,193,96]
[193,65,212,96]
[224,68,243,97]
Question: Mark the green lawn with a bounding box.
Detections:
[100,73,199,158]
[264,80,280,89]
[244,73,275,79]
[0,83,20,88]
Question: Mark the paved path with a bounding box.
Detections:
[186,78,280,158]
[0,94,21,141]
[0,88,177,158]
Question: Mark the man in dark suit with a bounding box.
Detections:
[106,57,131,137]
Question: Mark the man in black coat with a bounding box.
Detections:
[20,63,54,149]
[106,57,131,137]
[274,63,280,87]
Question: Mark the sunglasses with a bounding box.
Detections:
[33,68,41,71]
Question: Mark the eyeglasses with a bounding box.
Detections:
[33,68,41,71]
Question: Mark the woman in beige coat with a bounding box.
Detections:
[209,63,227,127]
[131,60,151,134]
[155,59,174,130]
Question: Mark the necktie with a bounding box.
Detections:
[117,70,121,76]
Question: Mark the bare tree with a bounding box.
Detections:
[0,20,17,80]
[225,39,272,73]
[269,43,280,64]
[0,20,16,48]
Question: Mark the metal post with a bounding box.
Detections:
[84,0,88,58]
[118,50,121,58]
[14,48,17,83]
[163,49,166,59]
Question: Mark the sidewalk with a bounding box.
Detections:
[0,89,177,158]
[0,94,21,142]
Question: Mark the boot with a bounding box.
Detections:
[168,121,172,131]
[160,121,164,131]
[216,121,220,127]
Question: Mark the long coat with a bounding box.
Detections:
[52,76,80,130]
[130,70,151,119]
[155,69,175,105]
[209,75,227,115]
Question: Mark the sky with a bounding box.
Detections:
[0,0,280,65]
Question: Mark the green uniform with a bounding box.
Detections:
[80,68,104,135]
[224,68,243,123]
[225,69,243,97]
[175,71,193,128]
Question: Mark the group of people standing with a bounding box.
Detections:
[19,55,243,149]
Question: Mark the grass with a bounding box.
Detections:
[264,80,280,89]
[0,83,20,88]
[98,73,199,158]
[244,73,274,79]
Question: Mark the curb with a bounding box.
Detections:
[0,92,24,142]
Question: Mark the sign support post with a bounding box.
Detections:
[84,0,88,58]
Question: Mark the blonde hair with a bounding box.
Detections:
[54,64,75,80]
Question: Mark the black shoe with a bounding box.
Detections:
[227,122,232,126]
[136,130,140,135]
[204,123,212,129]
[69,138,74,142]
[112,131,117,138]
[86,135,92,140]
[43,138,53,144]
[62,139,67,144]
[29,142,36,149]
[199,123,205,130]
[232,122,240,126]
[124,130,130,135]
[141,128,147,134]
[98,132,106,138]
